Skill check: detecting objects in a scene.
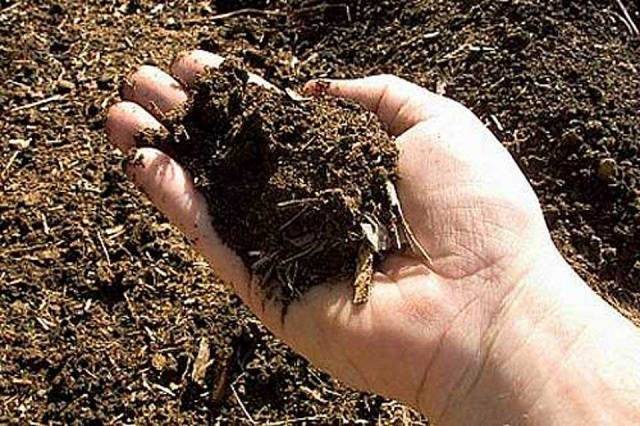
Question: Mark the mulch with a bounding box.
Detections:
[1,0,638,424]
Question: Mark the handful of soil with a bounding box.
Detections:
[138,61,416,308]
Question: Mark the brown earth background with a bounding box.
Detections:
[1,0,639,424]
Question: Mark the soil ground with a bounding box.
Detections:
[1,0,639,424]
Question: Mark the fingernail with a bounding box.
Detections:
[118,75,135,99]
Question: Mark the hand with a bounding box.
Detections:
[106,50,640,424]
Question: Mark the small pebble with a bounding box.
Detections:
[57,79,76,93]
[597,158,617,181]
[561,129,582,145]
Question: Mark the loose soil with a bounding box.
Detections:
[139,61,398,308]
[1,0,639,424]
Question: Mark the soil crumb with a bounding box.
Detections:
[139,60,399,307]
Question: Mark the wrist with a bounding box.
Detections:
[435,248,640,425]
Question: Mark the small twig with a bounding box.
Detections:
[60,394,88,415]
[152,383,176,397]
[0,1,22,15]
[400,212,434,267]
[292,3,350,19]
[282,241,325,265]
[614,0,639,36]
[490,114,504,132]
[298,135,317,151]
[144,326,156,342]
[190,8,286,23]
[40,212,50,235]
[9,95,66,113]
[263,416,329,426]
[123,291,139,325]
[188,3,350,24]
[278,205,310,232]
[251,251,279,271]
[36,317,52,331]
[611,10,636,35]
[231,384,257,424]
[211,350,233,404]
[396,31,440,51]
[386,180,433,267]
[1,151,19,180]
[0,241,63,257]
[277,197,319,208]
[96,231,111,266]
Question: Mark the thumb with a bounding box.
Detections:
[304,75,448,135]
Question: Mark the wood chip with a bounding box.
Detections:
[353,245,373,305]
[191,337,211,386]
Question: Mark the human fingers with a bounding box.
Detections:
[304,75,452,135]
[124,147,251,287]
[170,50,225,86]
[120,65,188,117]
[124,147,289,334]
[105,101,165,152]
[171,49,282,92]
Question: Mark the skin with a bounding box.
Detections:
[106,50,640,425]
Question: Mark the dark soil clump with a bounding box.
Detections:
[141,61,398,305]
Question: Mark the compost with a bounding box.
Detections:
[138,60,399,307]
[1,0,638,423]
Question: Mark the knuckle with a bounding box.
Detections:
[376,74,403,86]
[442,98,476,120]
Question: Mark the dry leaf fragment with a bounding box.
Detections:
[386,180,433,267]
[191,337,211,386]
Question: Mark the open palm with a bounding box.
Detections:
[106,50,556,419]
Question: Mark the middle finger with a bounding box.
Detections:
[121,65,188,118]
